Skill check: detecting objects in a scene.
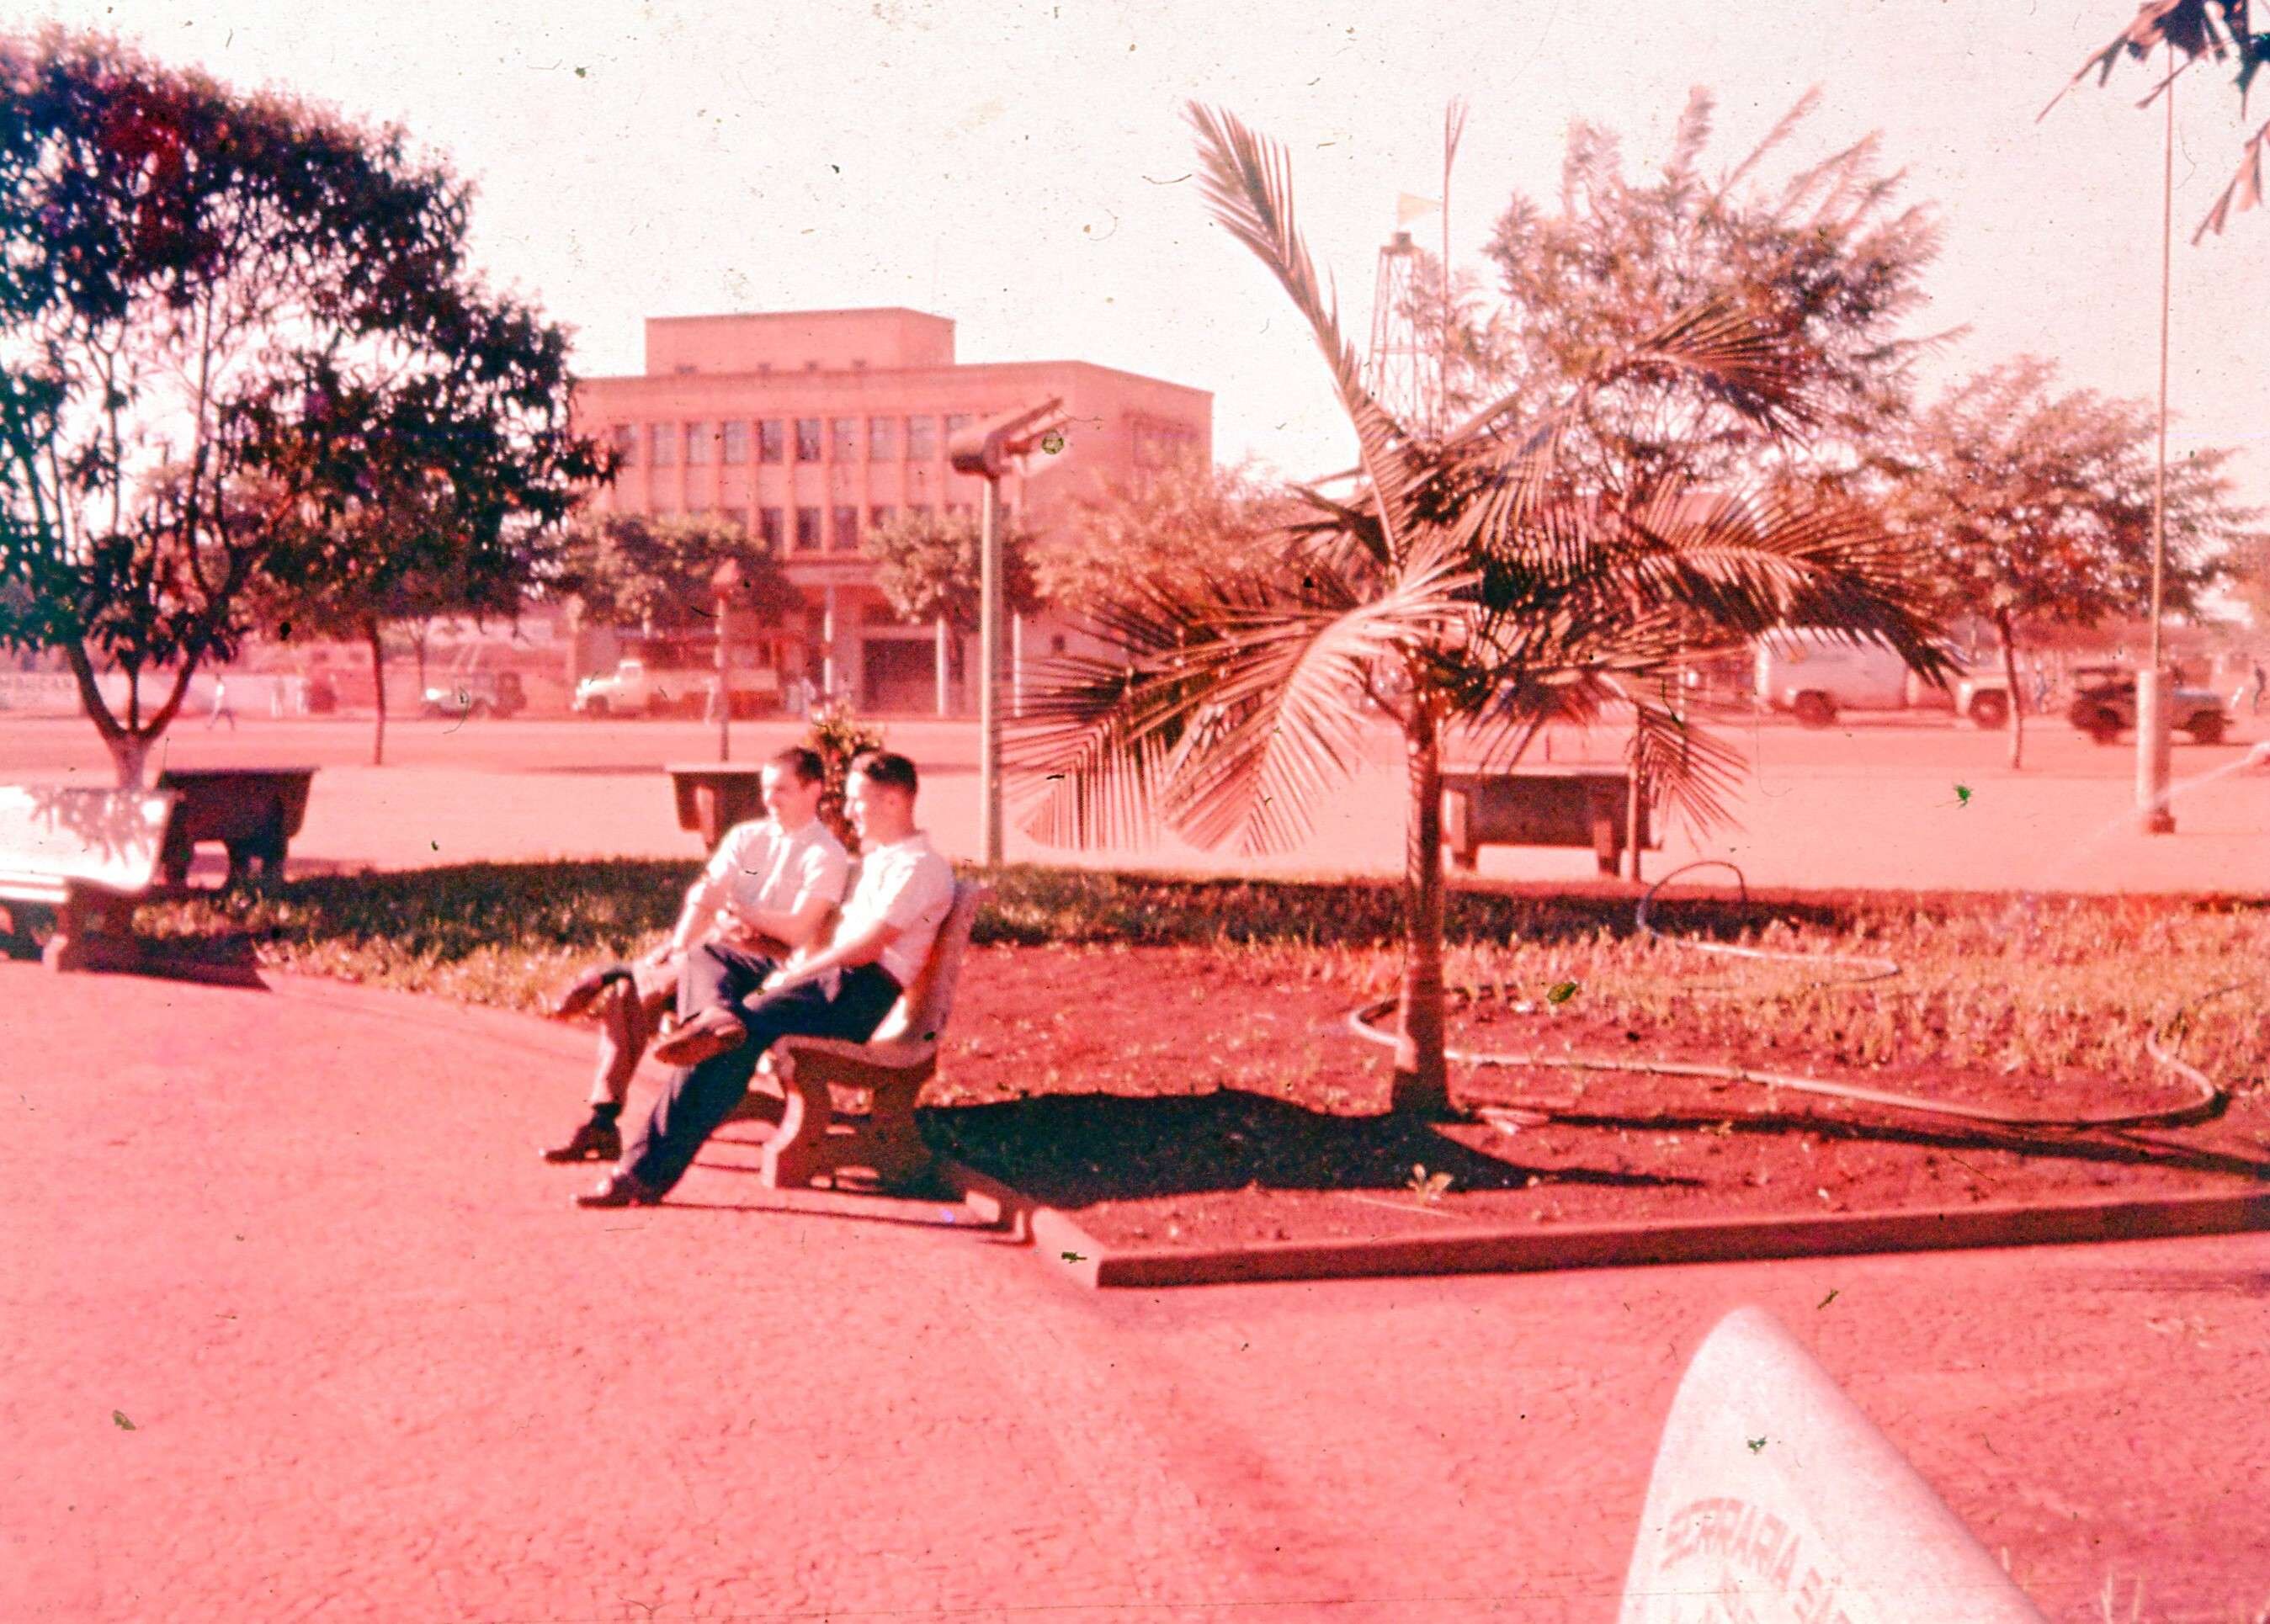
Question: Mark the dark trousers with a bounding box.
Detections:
[676,941,783,1023]
[622,961,901,1196]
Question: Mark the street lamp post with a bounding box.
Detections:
[711,556,743,764]
[949,396,1066,866]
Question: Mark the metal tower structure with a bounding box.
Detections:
[1364,230,1439,438]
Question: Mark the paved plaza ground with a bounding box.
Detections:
[5,709,2266,1620]
[4,962,2268,1622]
[3,709,2265,894]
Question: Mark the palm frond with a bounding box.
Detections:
[2195,115,2269,239]
[1187,103,1429,564]
[1008,546,1471,857]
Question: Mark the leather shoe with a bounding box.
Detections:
[548,963,631,1022]
[540,1116,622,1164]
[651,1006,747,1067]
[574,1170,659,1209]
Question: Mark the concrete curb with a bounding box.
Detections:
[981,1183,2270,1290]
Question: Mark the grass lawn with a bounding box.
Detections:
[58,860,2270,1245]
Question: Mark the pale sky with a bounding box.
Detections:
[17,0,2270,516]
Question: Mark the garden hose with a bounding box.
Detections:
[1344,859,2233,1134]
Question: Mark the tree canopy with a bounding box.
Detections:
[1887,355,2259,762]
[0,29,606,783]
[1034,459,1301,618]
[1414,89,1943,502]
[557,512,796,637]
[862,507,1039,633]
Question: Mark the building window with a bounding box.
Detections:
[831,505,859,553]
[758,419,784,464]
[906,415,937,460]
[649,423,676,467]
[946,502,974,521]
[685,422,710,464]
[945,413,973,438]
[721,422,748,464]
[867,504,896,533]
[1050,634,1067,655]
[908,503,934,522]
[795,418,822,463]
[867,417,897,462]
[758,507,784,553]
[794,506,821,551]
[611,425,638,468]
[831,417,859,461]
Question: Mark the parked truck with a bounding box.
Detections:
[1754,631,2028,728]
[572,657,781,719]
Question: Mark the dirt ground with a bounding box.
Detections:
[923,943,2270,1252]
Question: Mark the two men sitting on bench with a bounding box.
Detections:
[542,746,848,1165]
[576,750,956,1209]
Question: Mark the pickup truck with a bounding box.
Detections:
[420,670,526,719]
[2065,664,2230,746]
[572,657,780,719]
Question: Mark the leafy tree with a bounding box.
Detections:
[1012,103,1951,1119]
[1037,459,1301,618]
[557,512,795,638]
[1886,356,2260,767]
[862,507,1040,634]
[1411,89,1943,502]
[0,29,605,785]
[2053,0,2270,239]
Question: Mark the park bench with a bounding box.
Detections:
[153,767,317,886]
[0,785,178,971]
[665,764,768,851]
[1439,768,1655,878]
[726,878,988,1191]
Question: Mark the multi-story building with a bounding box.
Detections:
[571,307,1212,713]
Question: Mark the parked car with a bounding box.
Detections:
[420,669,526,719]
[2065,663,2229,746]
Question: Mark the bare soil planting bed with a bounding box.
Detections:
[922,943,2270,1254]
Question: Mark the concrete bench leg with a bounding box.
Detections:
[859,1080,933,1188]
[758,1058,838,1188]
[44,891,138,973]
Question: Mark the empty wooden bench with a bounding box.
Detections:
[0,785,178,971]
[1440,769,1655,878]
[726,878,988,1191]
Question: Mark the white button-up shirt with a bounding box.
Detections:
[675,815,849,953]
[834,831,955,989]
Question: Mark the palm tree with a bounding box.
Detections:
[1010,104,1953,1119]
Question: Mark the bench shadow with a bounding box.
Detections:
[916,1086,1691,1207]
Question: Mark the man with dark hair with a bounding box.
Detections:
[577,750,954,1207]
[540,746,848,1165]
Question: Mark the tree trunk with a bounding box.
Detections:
[1996,609,2023,772]
[105,731,156,791]
[1392,703,1452,1118]
[366,618,388,767]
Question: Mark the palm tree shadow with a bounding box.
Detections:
[919,1085,1693,1207]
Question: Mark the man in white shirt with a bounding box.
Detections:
[540,746,848,1165]
[579,750,955,1207]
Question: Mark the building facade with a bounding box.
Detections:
[571,308,1212,713]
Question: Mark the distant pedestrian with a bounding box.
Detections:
[2030,668,2050,715]
[2251,660,2266,717]
[205,677,237,730]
